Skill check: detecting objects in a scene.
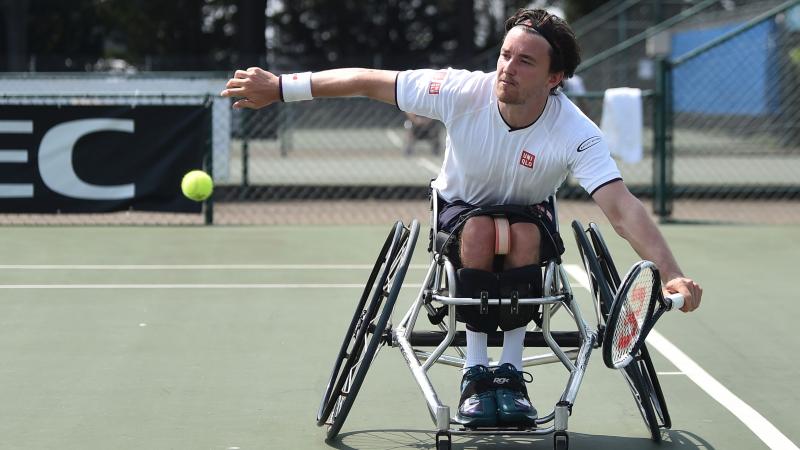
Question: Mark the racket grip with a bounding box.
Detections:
[667,293,684,310]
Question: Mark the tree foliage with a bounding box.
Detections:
[2,0,608,72]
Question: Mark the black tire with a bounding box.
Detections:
[622,357,662,442]
[435,434,452,450]
[554,431,569,450]
[639,345,672,429]
[316,220,419,440]
[587,222,621,294]
[578,222,672,439]
[571,221,615,324]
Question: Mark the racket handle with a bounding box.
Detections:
[667,293,684,311]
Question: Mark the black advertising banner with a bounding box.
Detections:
[0,105,210,213]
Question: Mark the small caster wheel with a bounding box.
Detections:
[554,431,569,450]
[436,430,451,450]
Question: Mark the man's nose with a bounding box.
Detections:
[504,58,518,75]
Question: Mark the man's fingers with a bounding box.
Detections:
[665,277,701,313]
[225,78,245,89]
[682,282,702,312]
[220,86,246,98]
[234,70,250,79]
[232,98,256,109]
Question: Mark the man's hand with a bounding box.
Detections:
[664,277,702,313]
[220,67,280,110]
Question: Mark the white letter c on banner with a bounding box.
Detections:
[38,119,136,200]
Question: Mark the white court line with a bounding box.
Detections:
[415,157,441,175]
[648,331,798,449]
[0,264,430,270]
[565,263,798,450]
[385,129,404,148]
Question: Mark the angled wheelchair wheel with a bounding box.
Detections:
[316,220,419,440]
[574,221,672,440]
[622,357,662,442]
[587,223,621,301]
[571,220,615,323]
[638,345,672,429]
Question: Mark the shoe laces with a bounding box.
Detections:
[495,364,534,383]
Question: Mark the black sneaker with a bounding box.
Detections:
[455,365,498,428]
[492,363,537,426]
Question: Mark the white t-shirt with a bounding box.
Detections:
[396,68,621,206]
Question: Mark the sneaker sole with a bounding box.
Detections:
[454,414,498,428]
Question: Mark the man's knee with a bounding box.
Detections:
[460,216,495,270]
[506,222,541,267]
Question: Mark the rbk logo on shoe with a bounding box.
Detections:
[493,377,511,384]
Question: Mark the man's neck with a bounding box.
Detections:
[498,95,548,130]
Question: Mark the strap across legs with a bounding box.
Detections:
[493,215,510,255]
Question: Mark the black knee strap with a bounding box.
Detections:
[454,269,499,333]
[498,264,542,331]
[455,268,499,300]
[498,264,542,299]
[452,266,544,333]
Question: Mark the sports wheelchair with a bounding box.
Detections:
[316,191,674,449]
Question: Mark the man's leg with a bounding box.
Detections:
[496,222,541,425]
[500,222,541,367]
[459,215,495,367]
[505,222,540,270]
[455,216,498,427]
[460,215,495,271]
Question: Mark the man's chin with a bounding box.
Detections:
[496,90,522,105]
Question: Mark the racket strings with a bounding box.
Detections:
[611,268,656,364]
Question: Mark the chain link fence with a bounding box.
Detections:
[658,1,800,223]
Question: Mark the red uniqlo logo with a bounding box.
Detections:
[520,150,535,168]
[292,74,298,80]
[428,82,441,95]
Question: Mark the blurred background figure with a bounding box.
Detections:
[562,73,589,114]
[404,112,443,156]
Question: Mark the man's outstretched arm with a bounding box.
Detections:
[220,67,399,109]
[592,180,703,312]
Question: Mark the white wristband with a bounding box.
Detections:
[280,72,313,102]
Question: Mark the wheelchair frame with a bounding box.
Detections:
[316,191,673,450]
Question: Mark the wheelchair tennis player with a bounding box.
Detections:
[222,7,702,429]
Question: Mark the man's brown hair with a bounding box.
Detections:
[504,9,581,91]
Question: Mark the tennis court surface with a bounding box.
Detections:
[0,223,797,450]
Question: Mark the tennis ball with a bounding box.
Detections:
[181,170,213,201]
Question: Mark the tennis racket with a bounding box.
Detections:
[602,260,684,369]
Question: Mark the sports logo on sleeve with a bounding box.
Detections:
[428,70,447,95]
[520,150,535,169]
[577,136,601,152]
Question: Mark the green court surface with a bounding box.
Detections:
[0,223,798,450]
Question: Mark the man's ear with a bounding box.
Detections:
[548,71,564,90]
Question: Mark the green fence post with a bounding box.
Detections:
[204,98,214,225]
[241,109,250,190]
[653,57,673,221]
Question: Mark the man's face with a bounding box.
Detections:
[495,26,563,105]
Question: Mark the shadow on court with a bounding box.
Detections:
[329,429,716,449]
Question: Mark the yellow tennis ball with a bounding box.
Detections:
[181,170,213,201]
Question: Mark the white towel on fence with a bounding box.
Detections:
[600,87,643,164]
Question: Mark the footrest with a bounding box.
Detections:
[407,331,582,347]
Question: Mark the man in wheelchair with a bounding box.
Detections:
[435,200,566,427]
[222,6,703,431]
